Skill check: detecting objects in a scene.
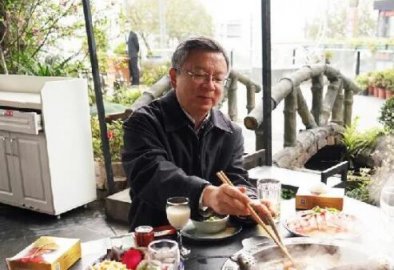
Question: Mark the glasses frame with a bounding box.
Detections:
[179,69,229,87]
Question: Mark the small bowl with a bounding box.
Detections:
[191,215,229,234]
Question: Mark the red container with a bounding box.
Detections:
[135,226,154,247]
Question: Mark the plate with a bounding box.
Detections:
[284,207,359,239]
[181,221,242,241]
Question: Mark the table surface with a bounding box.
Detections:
[72,196,393,270]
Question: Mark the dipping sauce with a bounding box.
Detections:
[135,225,154,247]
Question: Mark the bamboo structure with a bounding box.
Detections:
[123,70,261,122]
[244,64,362,150]
[116,64,360,166]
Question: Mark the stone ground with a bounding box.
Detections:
[0,91,385,268]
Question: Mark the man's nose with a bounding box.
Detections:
[203,75,216,88]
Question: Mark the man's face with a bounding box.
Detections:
[169,50,228,119]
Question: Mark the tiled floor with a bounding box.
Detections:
[0,199,129,269]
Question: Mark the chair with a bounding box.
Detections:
[321,161,349,187]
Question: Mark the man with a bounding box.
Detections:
[127,30,140,85]
[122,36,274,230]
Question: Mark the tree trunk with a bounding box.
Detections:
[0,46,8,74]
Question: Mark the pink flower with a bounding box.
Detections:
[107,131,114,140]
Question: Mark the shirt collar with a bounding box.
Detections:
[161,90,233,133]
[181,107,210,131]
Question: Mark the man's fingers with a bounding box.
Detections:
[221,185,250,204]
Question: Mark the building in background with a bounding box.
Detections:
[374,0,394,37]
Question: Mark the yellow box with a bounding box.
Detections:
[6,236,81,270]
[295,187,345,210]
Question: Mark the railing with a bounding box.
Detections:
[244,64,362,149]
[125,64,361,159]
[125,70,261,120]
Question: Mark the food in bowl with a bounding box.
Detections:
[191,214,229,234]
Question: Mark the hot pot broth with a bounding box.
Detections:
[251,243,369,270]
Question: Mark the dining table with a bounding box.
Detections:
[71,196,393,270]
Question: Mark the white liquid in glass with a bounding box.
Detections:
[166,206,190,229]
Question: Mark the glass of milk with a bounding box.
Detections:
[166,197,191,258]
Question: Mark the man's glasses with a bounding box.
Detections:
[181,70,228,86]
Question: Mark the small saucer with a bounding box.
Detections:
[181,221,242,242]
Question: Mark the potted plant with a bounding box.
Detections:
[384,69,394,100]
[367,72,376,96]
[355,73,369,95]
[374,71,385,98]
[107,43,130,84]
[91,116,126,189]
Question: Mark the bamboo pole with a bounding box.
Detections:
[320,78,341,126]
[311,74,324,126]
[284,87,298,147]
[227,77,238,121]
[246,84,256,113]
[127,75,171,115]
[296,86,318,129]
[331,79,344,125]
[344,88,354,127]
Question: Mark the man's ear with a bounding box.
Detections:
[169,68,177,89]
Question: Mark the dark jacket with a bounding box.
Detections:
[127,31,139,58]
[122,90,253,230]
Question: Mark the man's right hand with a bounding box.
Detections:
[201,185,252,216]
[201,185,276,221]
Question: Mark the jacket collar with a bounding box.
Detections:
[161,90,233,133]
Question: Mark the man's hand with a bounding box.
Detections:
[249,199,277,224]
[201,185,277,220]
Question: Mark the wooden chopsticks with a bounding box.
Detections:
[216,170,295,265]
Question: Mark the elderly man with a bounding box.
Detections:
[122,36,274,231]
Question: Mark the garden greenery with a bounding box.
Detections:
[141,62,170,86]
[91,116,124,162]
[341,117,382,167]
[379,97,394,132]
[111,86,142,106]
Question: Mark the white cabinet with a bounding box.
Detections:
[0,75,96,215]
[0,131,53,212]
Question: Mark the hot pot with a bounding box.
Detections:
[221,237,392,270]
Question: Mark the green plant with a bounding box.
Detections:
[91,116,124,162]
[141,62,170,86]
[281,188,296,200]
[111,86,143,106]
[345,168,374,204]
[114,43,127,56]
[341,117,382,167]
[355,72,370,93]
[379,97,394,132]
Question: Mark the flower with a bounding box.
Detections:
[91,116,124,162]
[107,130,114,140]
[121,248,144,270]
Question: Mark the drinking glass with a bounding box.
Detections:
[257,178,281,223]
[148,239,181,270]
[166,197,191,258]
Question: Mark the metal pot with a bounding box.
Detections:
[222,237,392,270]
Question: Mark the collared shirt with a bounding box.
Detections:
[122,90,251,230]
[181,107,211,134]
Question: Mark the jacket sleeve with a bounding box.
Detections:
[224,124,257,198]
[122,110,210,217]
[224,125,259,225]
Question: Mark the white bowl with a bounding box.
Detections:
[191,215,229,234]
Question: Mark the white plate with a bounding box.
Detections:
[284,208,360,239]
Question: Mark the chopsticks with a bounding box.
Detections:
[216,171,295,265]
